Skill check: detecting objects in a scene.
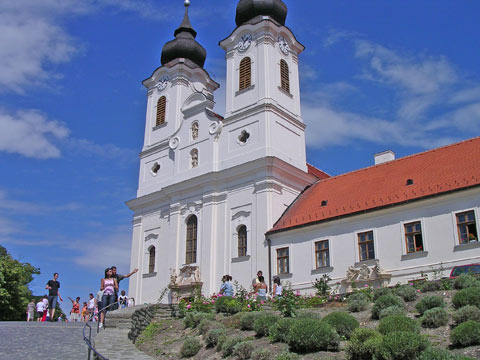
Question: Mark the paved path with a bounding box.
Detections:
[0,321,91,360]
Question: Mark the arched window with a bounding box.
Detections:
[191,122,199,140]
[280,60,290,93]
[186,215,198,264]
[156,96,166,126]
[190,148,198,168]
[148,246,156,273]
[238,225,247,257]
[239,57,251,91]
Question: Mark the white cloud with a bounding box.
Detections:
[66,138,137,163]
[0,109,69,159]
[0,190,82,214]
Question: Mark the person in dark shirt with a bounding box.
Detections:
[111,266,138,309]
[45,272,63,320]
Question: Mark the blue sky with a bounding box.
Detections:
[1,0,479,312]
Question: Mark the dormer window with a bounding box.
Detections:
[406,179,414,186]
[156,96,166,126]
[239,57,251,90]
[280,59,290,93]
[321,200,328,207]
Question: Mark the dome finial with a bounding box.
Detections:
[184,0,190,7]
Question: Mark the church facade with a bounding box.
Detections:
[127,0,480,304]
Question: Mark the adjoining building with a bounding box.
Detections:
[127,0,480,304]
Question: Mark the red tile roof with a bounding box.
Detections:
[307,163,331,180]
[268,137,480,234]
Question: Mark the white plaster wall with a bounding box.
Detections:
[269,188,480,293]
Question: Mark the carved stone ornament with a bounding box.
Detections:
[208,121,223,139]
[277,36,290,55]
[169,136,180,150]
[170,265,201,287]
[156,75,169,92]
[236,34,252,52]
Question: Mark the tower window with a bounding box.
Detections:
[156,96,166,126]
[151,162,160,175]
[238,225,247,257]
[280,59,290,93]
[239,57,251,90]
[148,246,156,273]
[186,215,198,264]
[190,148,198,168]
[238,130,250,144]
[192,122,199,140]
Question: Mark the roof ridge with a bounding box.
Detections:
[316,136,480,184]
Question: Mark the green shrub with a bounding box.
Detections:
[421,307,449,328]
[421,281,443,293]
[453,274,479,290]
[269,317,294,343]
[273,289,299,317]
[376,331,429,360]
[373,287,394,301]
[347,292,370,312]
[378,315,420,335]
[346,328,382,360]
[216,333,228,352]
[197,319,223,335]
[295,310,322,319]
[205,328,226,348]
[418,346,476,360]
[239,312,261,331]
[214,296,242,314]
[275,352,300,360]
[372,295,404,319]
[322,311,359,339]
[452,305,480,326]
[136,322,161,344]
[221,336,244,357]
[253,312,279,337]
[287,318,339,353]
[233,341,254,360]
[252,349,272,360]
[452,287,480,309]
[379,305,406,319]
[184,311,214,328]
[180,337,202,358]
[394,285,418,302]
[416,296,445,315]
[450,320,480,348]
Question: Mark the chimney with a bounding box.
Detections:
[374,150,395,165]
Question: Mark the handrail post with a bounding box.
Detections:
[88,324,92,360]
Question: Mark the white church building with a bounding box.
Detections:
[127,0,480,303]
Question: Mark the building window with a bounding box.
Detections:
[358,231,375,261]
[280,59,290,93]
[405,221,424,253]
[237,225,247,257]
[156,96,166,126]
[239,57,251,90]
[315,240,330,268]
[186,215,198,264]
[456,211,478,244]
[190,148,198,168]
[277,247,289,274]
[148,246,155,273]
[191,122,199,140]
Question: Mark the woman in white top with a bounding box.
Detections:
[272,277,283,298]
[99,268,118,327]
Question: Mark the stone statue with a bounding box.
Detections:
[358,264,371,280]
[194,268,201,282]
[346,266,360,281]
[170,268,177,286]
[370,259,385,279]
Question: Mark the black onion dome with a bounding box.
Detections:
[235,0,287,27]
[161,1,206,68]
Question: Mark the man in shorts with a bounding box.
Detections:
[45,272,63,320]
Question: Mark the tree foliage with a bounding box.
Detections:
[0,245,40,321]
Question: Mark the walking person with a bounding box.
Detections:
[68,297,80,322]
[219,275,234,297]
[26,299,35,322]
[45,273,63,321]
[272,277,283,298]
[36,299,45,322]
[99,268,118,328]
[111,266,138,309]
[87,293,95,321]
[255,276,268,301]
[41,295,48,322]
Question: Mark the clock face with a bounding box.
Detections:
[156,76,169,92]
[237,34,252,52]
[278,36,290,55]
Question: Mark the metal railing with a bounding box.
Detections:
[83,297,135,360]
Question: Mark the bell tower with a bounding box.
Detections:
[218,0,307,171]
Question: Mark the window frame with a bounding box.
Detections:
[155,96,167,127]
[148,246,156,274]
[314,239,330,269]
[237,225,247,258]
[239,57,252,91]
[357,230,376,262]
[456,210,478,245]
[186,215,198,265]
[404,221,425,254]
[276,247,290,275]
